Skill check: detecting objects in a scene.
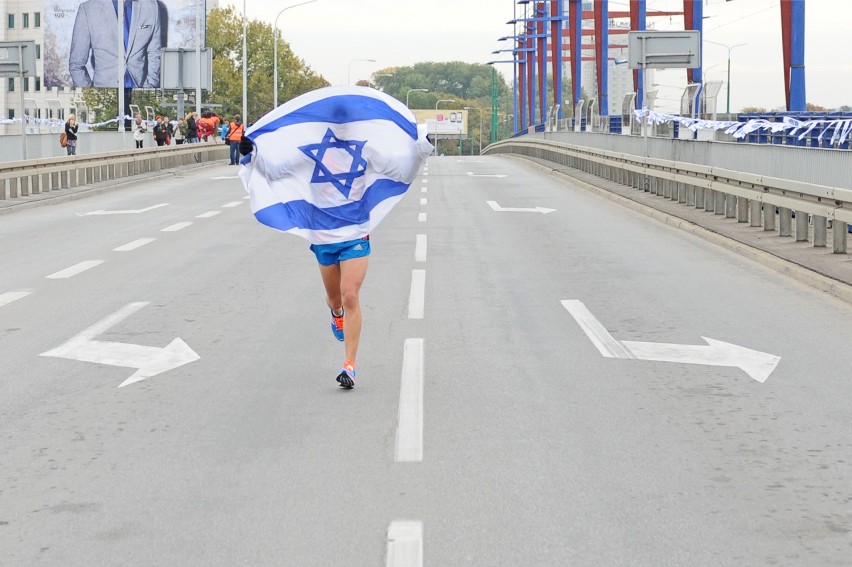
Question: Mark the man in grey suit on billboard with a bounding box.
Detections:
[69,0,162,88]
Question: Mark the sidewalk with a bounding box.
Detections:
[515,155,852,304]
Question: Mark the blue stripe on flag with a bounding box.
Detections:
[250,95,418,141]
[253,178,409,232]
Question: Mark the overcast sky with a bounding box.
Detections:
[227,0,852,113]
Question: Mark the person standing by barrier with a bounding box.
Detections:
[133,113,147,149]
[226,115,245,165]
[153,116,169,146]
[173,117,186,145]
[64,114,79,156]
[186,112,199,143]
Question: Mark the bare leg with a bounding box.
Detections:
[317,257,369,364]
[339,256,369,364]
[318,263,343,314]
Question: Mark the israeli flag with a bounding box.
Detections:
[239,85,433,244]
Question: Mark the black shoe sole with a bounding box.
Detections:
[336,372,354,389]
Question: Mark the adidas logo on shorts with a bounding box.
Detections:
[353,244,363,250]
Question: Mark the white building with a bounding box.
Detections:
[0,0,218,135]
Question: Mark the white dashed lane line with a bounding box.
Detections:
[161,222,193,232]
[418,213,426,222]
[407,270,425,320]
[386,521,423,567]
[113,238,156,252]
[395,338,425,462]
[415,235,427,263]
[0,291,32,308]
[196,211,222,218]
[222,201,244,208]
[46,260,104,279]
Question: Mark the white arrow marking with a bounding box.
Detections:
[561,300,780,383]
[40,302,200,388]
[77,203,169,216]
[487,200,556,214]
[467,172,506,178]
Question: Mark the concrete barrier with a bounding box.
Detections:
[0,143,228,201]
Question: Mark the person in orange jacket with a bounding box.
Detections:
[226,115,245,165]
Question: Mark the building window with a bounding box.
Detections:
[8,109,14,120]
[23,13,29,28]
[34,12,41,28]
[36,44,41,59]
[35,77,41,91]
[8,14,14,29]
[7,78,14,92]
[22,77,29,92]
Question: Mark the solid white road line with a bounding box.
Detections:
[113,238,156,252]
[222,201,243,208]
[161,222,193,232]
[386,521,423,567]
[418,213,427,222]
[196,211,221,218]
[0,291,32,308]
[408,270,426,319]
[415,234,427,263]
[395,339,425,462]
[46,260,104,280]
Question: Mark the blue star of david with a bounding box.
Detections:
[299,128,368,198]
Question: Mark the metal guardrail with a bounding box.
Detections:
[484,138,851,254]
[0,143,229,201]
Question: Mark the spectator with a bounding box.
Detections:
[65,114,79,156]
[173,117,186,145]
[197,112,215,142]
[186,112,199,143]
[133,113,147,149]
[226,114,245,165]
[153,116,168,146]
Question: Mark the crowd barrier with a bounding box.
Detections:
[0,143,229,200]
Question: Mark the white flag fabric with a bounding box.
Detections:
[239,85,433,244]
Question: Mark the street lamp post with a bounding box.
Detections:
[464,106,483,155]
[242,0,247,123]
[348,59,376,84]
[273,0,319,109]
[705,39,747,114]
[406,88,429,108]
[435,99,455,156]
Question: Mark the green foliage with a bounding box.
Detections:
[370,61,513,153]
[206,7,326,123]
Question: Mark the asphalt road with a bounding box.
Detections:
[1,158,850,566]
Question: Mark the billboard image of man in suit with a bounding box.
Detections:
[69,0,163,88]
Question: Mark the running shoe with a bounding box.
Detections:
[336,362,356,389]
[330,310,344,341]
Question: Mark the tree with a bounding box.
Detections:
[369,61,513,153]
[206,7,326,122]
[740,106,767,113]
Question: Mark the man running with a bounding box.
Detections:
[310,236,371,388]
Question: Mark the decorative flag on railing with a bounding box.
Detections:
[239,85,433,244]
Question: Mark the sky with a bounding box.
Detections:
[225,0,852,114]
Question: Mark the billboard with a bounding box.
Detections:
[412,109,468,138]
[44,0,207,89]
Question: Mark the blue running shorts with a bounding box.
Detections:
[310,237,371,266]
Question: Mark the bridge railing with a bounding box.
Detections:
[484,137,851,254]
[0,143,228,201]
